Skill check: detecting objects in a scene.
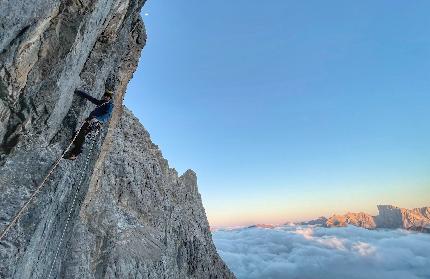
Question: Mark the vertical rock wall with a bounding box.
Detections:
[0,0,234,278]
[65,108,234,278]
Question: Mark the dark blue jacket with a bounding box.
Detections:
[76,90,114,123]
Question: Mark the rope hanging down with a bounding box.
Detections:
[47,129,100,279]
[0,121,88,242]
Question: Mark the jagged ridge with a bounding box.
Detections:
[313,205,430,232]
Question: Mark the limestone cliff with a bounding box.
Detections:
[376,205,430,230]
[322,205,430,231]
[325,212,377,229]
[0,1,234,278]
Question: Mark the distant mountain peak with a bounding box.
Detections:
[301,205,430,232]
[246,224,276,229]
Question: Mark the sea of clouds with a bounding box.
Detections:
[212,225,430,279]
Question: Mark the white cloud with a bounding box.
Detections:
[213,225,430,279]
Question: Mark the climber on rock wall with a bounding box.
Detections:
[64,89,114,160]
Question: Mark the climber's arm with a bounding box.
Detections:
[75,89,103,105]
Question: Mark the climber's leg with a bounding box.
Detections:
[65,121,92,159]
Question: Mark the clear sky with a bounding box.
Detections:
[125,0,430,227]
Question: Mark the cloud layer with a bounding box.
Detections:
[213,225,430,279]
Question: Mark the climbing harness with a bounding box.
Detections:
[88,118,102,132]
[0,121,97,242]
[47,128,100,278]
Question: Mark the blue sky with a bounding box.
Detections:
[125,0,430,226]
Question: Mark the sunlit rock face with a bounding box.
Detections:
[0,1,234,278]
[323,205,430,231]
[326,212,376,229]
[376,205,430,229]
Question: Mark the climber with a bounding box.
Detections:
[64,89,114,160]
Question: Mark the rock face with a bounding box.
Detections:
[325,212,376,229]
[322,205,430,231]
[66,108,235,278]
[0,1,234,278]
[376,205,430,229]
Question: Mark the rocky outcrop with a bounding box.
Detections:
[65,108,234,278]
[0,1,234,278]
[320,205,430,231]
[376,205,430,229]
[325,212,376,229]
[246,224,276,229]
[298,216,327,226]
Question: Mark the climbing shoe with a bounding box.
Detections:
[63,153,78,160]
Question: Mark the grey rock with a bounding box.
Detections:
[376,205,430,229]
[0,0,234,278]
[66,107,234,279]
